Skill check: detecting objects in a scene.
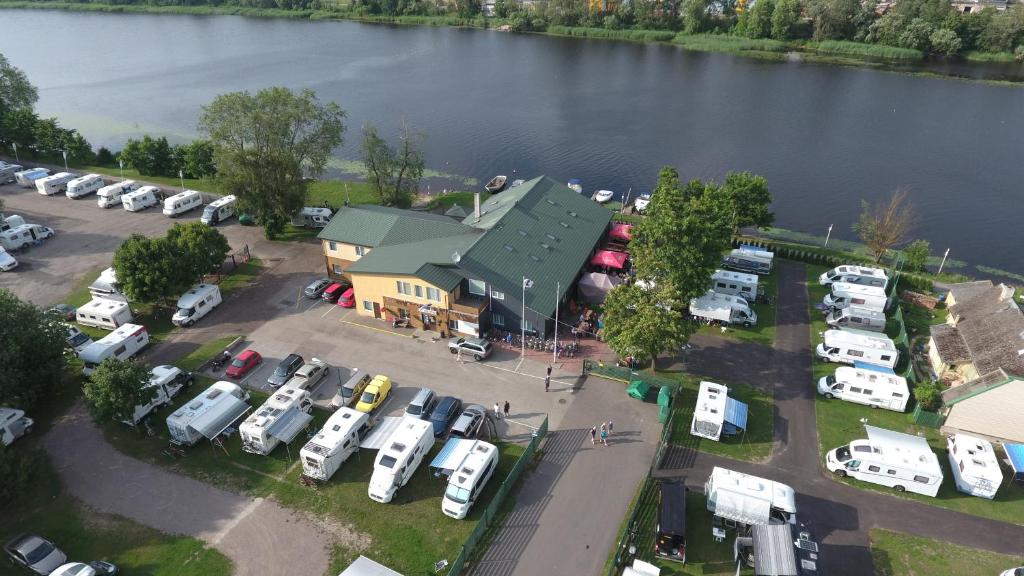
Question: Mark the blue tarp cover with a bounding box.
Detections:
[724,397,749,433]
[854,361,896,374]
[1005,443,1024,477]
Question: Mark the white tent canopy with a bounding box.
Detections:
[578,272,623,303]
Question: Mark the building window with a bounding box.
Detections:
[427,287,441,302]
[399,308,410,319]
[396,281,412,296]
[415,285,423,298]
[355,246,367,256]
[333,264,343,274]
[329,241,337,251]
[492,313,505,327]
[521,318,533,331]
[448,319,459,331]
[362,300,373,311]
[491,290,505,300]
[469,279,486,296]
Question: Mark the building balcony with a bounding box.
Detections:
[452,294,488,317]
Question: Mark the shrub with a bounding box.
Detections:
[0,446,47,502]
[913,381,942,411]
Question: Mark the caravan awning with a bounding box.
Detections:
[590,250,628,270]
[609,223,633,242]
[853,361,895,374]
[191,396,250,440]
[1005,443,1024,480]
[267,408,314,444]
[725,398,749,431]
[430,438,477,477]
[751,524,798,576]
[360,416,404,450]
[713,489,770,525]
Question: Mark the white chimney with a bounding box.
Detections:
[474,192,481,220]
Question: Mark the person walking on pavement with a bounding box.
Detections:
[503,400,510,418]
[547,365,553,377]
[607,420,613,436]
[494,402,502,419]
[544,374,550,392]
[590,426,597,445]
[600,427,608,446]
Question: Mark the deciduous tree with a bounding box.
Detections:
[360,121,425,208]
[745,0,775,38]
[112,234,181,305]
[82,359,154,424]
[119,135,175,177]
[0,289,67,413]
[602,283,689,370]
[853,188,915,263]
[771,0,801,39]
[0,53,38,118]
[721,171,774,230]
[902,239,931,272]
[166,222,231,282]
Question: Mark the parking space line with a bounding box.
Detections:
[340,319,415,338]
[320,304,340,318]
[502,418,539,431]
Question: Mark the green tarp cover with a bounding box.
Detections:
[658,385,672,407]
[627,380,650,400]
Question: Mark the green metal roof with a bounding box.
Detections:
[457,175,613,317]
[345,232,482,292]
[318,205,475,247]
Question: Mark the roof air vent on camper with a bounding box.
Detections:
[207,389,224,400]
[391,442,407,451]
[331,425,342,431]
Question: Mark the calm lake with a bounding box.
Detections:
[1,9,1022,274]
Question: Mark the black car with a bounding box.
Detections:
[4,534,67,575]
[449,404,486,439]
[303,278,332,299]
[267,353,304,388]
[46,304,77,321]
[430,396,462,438]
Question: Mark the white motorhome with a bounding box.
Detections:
[0,223,54,251]
[705,467,796,526]
[815,329,899,369]
[121,186,160,212]
[76,297,133,329]
[88,267,126,301]
[14,167,50,187]
[825,305,887,333]
[300,407,372,482]
[823,283,888,312]
[0,214,26,232]
[36,172,76,196]
[0,163,23,183]
[368,418,434,503]
[124,365,194,426]
[240,384,313,455]
[0,408,34,447]
[690,381,749,441]
[441,440,499,519]
[201,195,237,225]
[690,291,758,327]
[291,207,333,228]
[826,425,943,497]
[172,284,222,327]
[711,269,759,302]
[162,189,203,217]
[817,364,909,412]
[947,434,1003,499]
[166,381,251,447]
[819,265,889,288]
[65,173,105,199]
[65,324,93,354]
[78,323,150,376]
[97,180,139,208]
[0,247,17,272]
[722,247,774,275]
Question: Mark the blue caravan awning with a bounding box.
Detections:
[1005,443,1024,481]
[723,398,749,435]
[854,361,896,374]
[430,438,476,477]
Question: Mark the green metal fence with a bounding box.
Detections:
[911,404,946,428]
[584,360,680,390]
[446,416,549,576]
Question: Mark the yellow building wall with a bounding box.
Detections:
[350,273,451,318]
[321,240,371,262]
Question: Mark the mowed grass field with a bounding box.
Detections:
[870,529,1023,576]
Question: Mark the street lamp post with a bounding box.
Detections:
[824,224,833,248]
[12,143,18,162]
[937,248,950,276]
[61,150,68,172]
[552,281,560,364]
[178,169,185,191]
[521,277,533,358]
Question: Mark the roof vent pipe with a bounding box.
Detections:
[474,192,481,221]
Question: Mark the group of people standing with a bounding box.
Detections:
[590,421,613,446]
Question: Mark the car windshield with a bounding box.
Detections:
[432,409,449,423]
[407,404,422,416]
[341,387,353,399]
[445,484,471,504]
[177,306,194,317]
[835,445,852,462]
[230,358,246,368]
[24,540,55,564]
[360,391,376,404]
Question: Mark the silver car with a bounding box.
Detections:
[4,534,67,575]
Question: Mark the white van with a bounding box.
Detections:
[825,305,887,333]
[690,291,758,327]
[240,384,313,455]
[301,408,372,482]
[65,324,93,354]
[819,265,889,288]
[368,418,434,503]
[201,195,237,225]
[0,408,34,447]
[172,284,222,327]
[824,283,888,312]
[122,186,161,212]
[166,381,250,446]
[66,173,105,199]
[124,365,194,426]
[76,297,134,330]
[0,163,23,183]
[947,434,1003,499]
[36,172,76,196]
[826,425,943,497]
[78,323,150,376]
[162,189,203,217]
[442,440,499,519]
[97,180,139,208]
[711,269,759,302]
[0,247,17,272]
[0,223,54,251]
[815,329,899,369]
[15,167,50,187]
[291,207,333,228]
[817,364,909,412]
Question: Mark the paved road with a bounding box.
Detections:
[44,401,332,576]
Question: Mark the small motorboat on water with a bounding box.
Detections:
[510,179,525,188]
[485,175,508,193]
[634,191,652,213]
[592,189,615,204]
[567,178,583,195]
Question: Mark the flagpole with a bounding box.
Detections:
[62,150,68,172]
[553,281,559,363]
[521,276,527,359]
[179,169,185,191]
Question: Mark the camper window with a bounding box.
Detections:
[854,445,872,453]
[446,485,471,504]
[380,455,397,468]
[892,392,903,398]
[863,389,873,395]
[881,355,892,361]
[850,387,862,394]
[868,465,880,472]
[887,469,897,475]
[959,461,965,472]
[913,475,930,483]
[114,345,126,355]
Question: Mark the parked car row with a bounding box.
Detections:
[304,277,355,308]
[4,533,117,576]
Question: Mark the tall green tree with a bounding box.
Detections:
[112,234,181,305]
[199,87,346,238]
[360,121,425,208]
[808,0,859,40]
[602,283,688,370]
[0,289,67,412]
[174,139,217,179]
[82,359,154,424]
[902,239,931,272]
[721,171,774,230]
[119,135,175,177]
[853,188,915,263]
[0,53,38,118]
[0,107,38,151]
[746,0,775,38]
[166,222,231,282]
[771,0,801,39]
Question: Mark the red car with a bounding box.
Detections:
[226,349,262,378]
[337,287,356,308]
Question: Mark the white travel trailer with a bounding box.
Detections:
[201,195,237,225]
[88,267,126,301]
[368,418,434,503]
[97,180,139,208]
[36,172,76,196]
[75,297,134,329]
[300,407,372,482]
[0,214,25,233]
[291,206,333,228]
[722,247,774,275]
[711,269,759,302]
[14,167,49,187]
[240,384,313,455]
[690,291,758,327]
[947,434,1003,499]
[0,408,34,447]
[823,283,888,312]
[690,381,749,441]
[124,365,193,426]
[817,364,910,412]
[162,189,203,217]
[78,323,150,376]
[65,173,105,199]
[172,284,222,327]
[0,163,23,183]
[121,186,161,212]
[705,467,796,526]
[815,329,899,369]
[166,381,251,447]
[826,425,944,497]
[0,223,54,251]
[819,265,889,288]
[825,305,887,333]
[441,440,499,519]
[0,247,17,272]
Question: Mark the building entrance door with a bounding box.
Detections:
[373,302,381,319]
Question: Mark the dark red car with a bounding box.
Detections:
[226,349,262,379]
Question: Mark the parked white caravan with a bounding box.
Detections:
[825,305,887,333]
[76,297,134,329]
[722,247,773,275]
[690,291,758,327]
[0,247,17,272]
[826,425,943,497]
[121,186,160,212]
[0,214,25,233]
[201,195,237,225]
[78,324,150,376]
[817,364,909,412]
[240,384,313,455]
[166,381,251,446]
[65,173,105,199]
[36,172,76,196]
[300,407,372,482]
[711,269,759,302]
[823,283,888,312]
[705,467,796,526]
[368,418,434,503]
[162,189,203,217]
[441,440,499,519]
[819,265,889,288]
[97,180,139,208]
[65,324,93,354]
[291,206,333,228]
[124,365,194,426]
[14,167,49,187]
[172,284,222,327]
[690,381,749,441]
[0,223,54,251]
[815,329,899,369]
[0,408,34,447]
[88,267,126,301]
[947,434,1003,499]
[0,163,23,183]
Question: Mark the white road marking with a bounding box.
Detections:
[209,497,263,545]
[320,304,340,318]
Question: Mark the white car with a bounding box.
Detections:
[1000,568,1023,576]
[0,247,17,271]
[51,561,119,576]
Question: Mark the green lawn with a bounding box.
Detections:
[870,529,1023,576]
[218,257,262,295]
[668,374,774,462]
[306,180,381,208]
[425,190,488,212]
[78,164,211,193]
[176,335,241,372]
[695,265,778,347]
